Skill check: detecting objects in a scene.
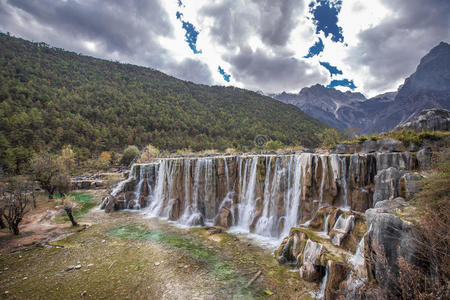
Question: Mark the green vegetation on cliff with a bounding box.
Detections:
[0,33,327,173]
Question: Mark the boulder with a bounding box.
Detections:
[168,198,182,221]
[275,228,308,264]
[377,138,403,152]
[373,167,404,206]
[417,147,432,170]
[298,239,327,282]
[330,214,354,246]
[214,207,233,228]
[362,140,378,153]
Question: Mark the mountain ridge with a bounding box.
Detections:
[0,33,328,173]
[272,41,450,134]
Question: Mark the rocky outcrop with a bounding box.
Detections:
[213,207,233,228]
[365,198,416,291]
[394,108,450,132]
[373,167,404,205]
[272,42,450,134]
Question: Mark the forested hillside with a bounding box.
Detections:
[0,33,327,173]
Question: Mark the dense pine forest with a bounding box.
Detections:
[0,33,327,174]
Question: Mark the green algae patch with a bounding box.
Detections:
[289,227,324,243]
[108,225,235,281]
[54,192,97,223]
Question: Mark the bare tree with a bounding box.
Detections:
[0,207,6,229]
[0,180,33,235]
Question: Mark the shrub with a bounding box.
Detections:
[120,145,139,166]
[265,140,284,151]
[139,144,160,162]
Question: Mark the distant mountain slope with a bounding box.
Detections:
[272,84,374,132]
[272,42,450,134]
[0,33,328,173]
[370,42,450,133]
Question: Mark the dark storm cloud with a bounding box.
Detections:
[348,0,450,92]
[200,0,304,49]
[227,47,327,92]
[0,0,213,84]
[166,58,213,85]
[200,0,325,92]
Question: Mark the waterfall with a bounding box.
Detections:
[223,157,230,191]
[340,156,350,210]
[255,156,274,236]
[179,159,204,226]
[349,236,365,267]
[130,165,146,209]
[147,160,167,217]
[318,261,330,299]
[319,214,329,238]
[236,157,258,231]
[281,154,304,237]
[319,155,328,207]
[107,151,395,243]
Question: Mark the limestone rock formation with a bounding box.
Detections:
[394,108,450,132]
[365,198,416,291]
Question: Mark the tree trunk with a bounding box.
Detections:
[11,223,19,235]
[0,215,6,229]
[64,206,78,226]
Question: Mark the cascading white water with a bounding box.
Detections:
[255,156,274,236]
[319,155,328,207]
[318,261,330,299]
[340,156,350,210]
[349,236,365,267]
[147,160,167,217]
[130,165,146,209]
[236,157,258,231]
[179,159,204,226]
[319,214,329,238]
[223,157,230,191]
[282,154,308,237]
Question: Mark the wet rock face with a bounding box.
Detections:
[299,239,326,282]
[366,198,416,291]
[373,167,404,205]
[417,147,433,170]
[325,261,348,300]
[330,214,354,246]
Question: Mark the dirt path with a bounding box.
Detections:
[0,191,316,299]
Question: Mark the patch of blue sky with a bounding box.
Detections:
[319,61,343,76]
[176,11,202,54]
[327,79,356,90]
[218,66,231,82]
[304,38,324,58]
[309,0,344,43]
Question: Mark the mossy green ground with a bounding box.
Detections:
[0,191,315,299]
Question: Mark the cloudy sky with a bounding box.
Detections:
[0,0,448,97]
